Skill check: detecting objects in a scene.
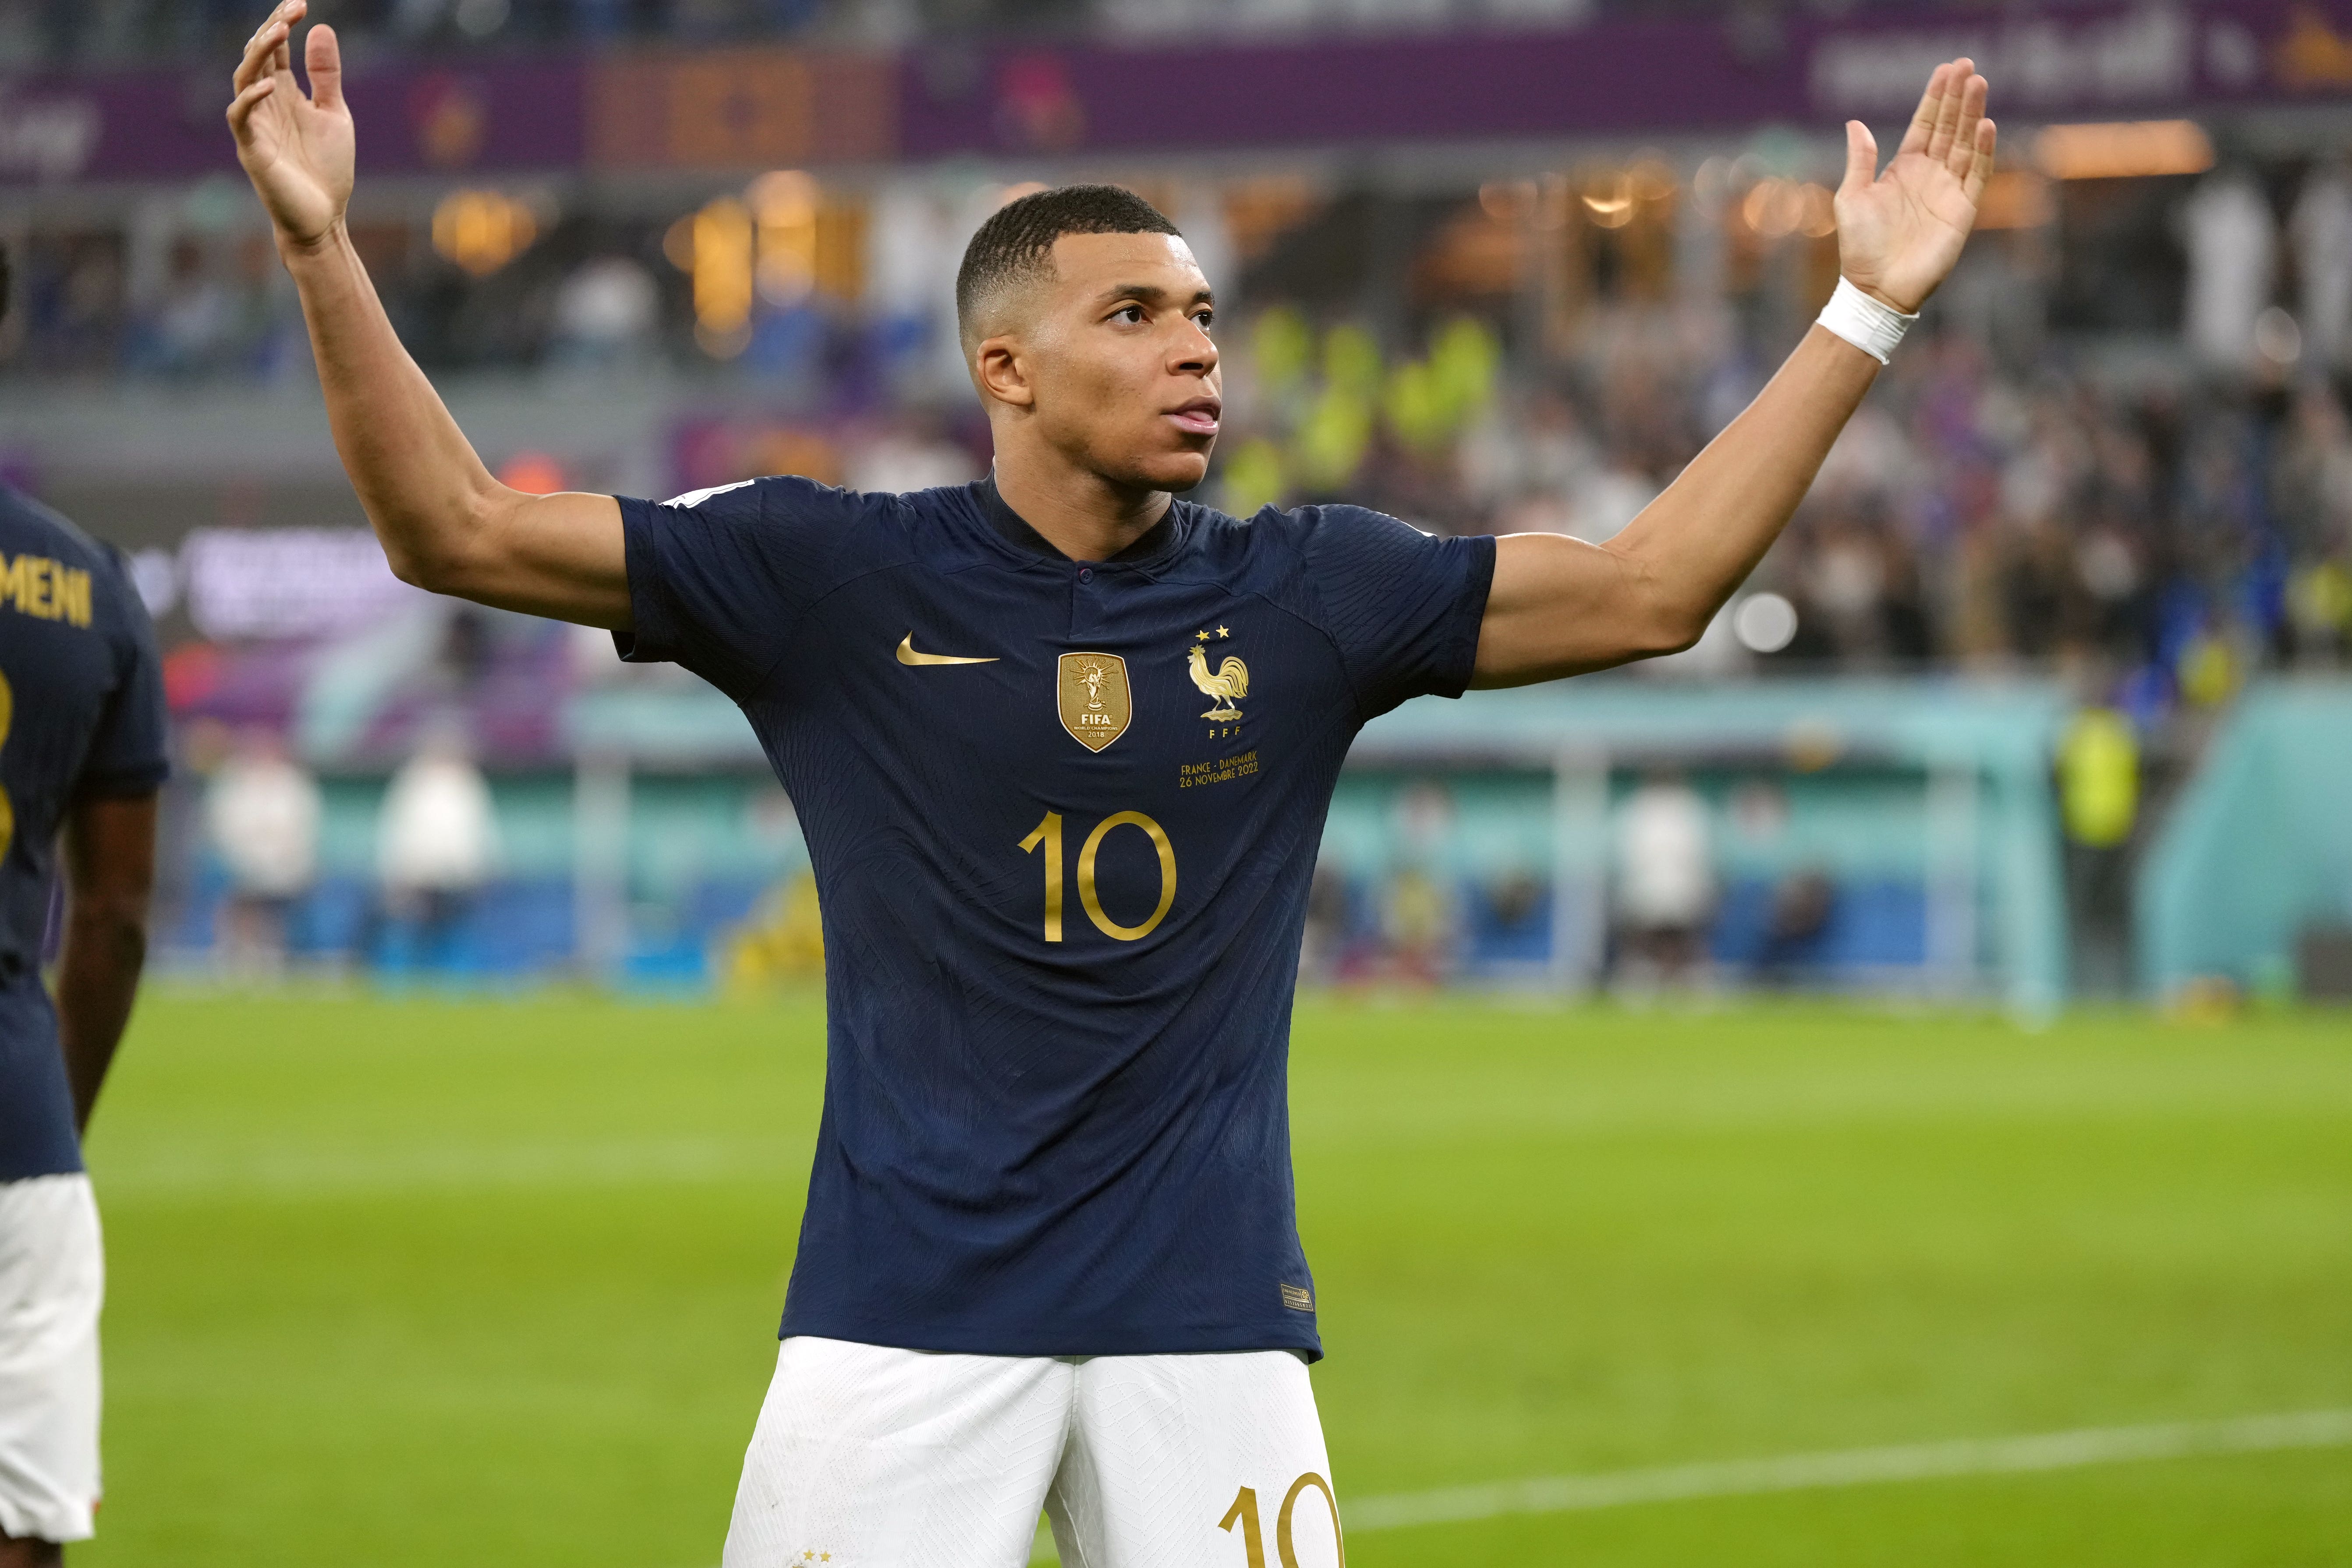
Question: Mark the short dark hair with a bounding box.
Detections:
[954,184,1180,347]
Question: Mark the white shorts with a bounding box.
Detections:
[0,1174,103,1545]
[725,1337,1345,1568]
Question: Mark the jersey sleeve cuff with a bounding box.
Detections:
[1432,534,1498,700]
[610,496,681,667]
[72,759,169,800]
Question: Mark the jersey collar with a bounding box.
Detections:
[975,475,1182,568]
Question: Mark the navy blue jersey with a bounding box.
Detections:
[620,477,1492,1359]
[0,486,168,1182]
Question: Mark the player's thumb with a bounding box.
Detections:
[305,23,346,112]
[1840,120,1877,195]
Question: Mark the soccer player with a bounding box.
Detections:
[0,245,170,1568]
[227,9,1994,1562]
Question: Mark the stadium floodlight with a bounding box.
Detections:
[1733,593,1799,655]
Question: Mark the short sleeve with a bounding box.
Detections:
[1298,506,1496,720]
[613,477,865,701]
[75,552,169,800]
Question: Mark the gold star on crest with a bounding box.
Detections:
[1216,625,1231,638]
[1196,629,1211,642]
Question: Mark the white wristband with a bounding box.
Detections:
[1816,276,1917,365]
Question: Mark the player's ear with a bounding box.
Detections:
[975,334,1036,411]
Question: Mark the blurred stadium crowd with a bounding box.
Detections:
[10,155,2346,708]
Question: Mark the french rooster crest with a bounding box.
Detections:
[1187,644,1249,721]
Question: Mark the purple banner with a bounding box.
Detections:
[0,57,582,186]
[6,0,2352,187]
[903,0,2352,159]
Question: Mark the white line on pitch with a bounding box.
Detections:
[1020,1407,2352,1563]
[1346,1407,2352,1533]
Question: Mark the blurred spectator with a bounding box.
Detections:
[1300,863,1353,980]
[435,605,496,693]
[2179,168,2276,376]
[143,240,236,377]
[2059,706,2141,995]
[846,414,982,493]
[1614,770,1714,985]
[550,256,661,368]
[722,870,826,988]
[1380,869,1453,984]
[375,728,501,968]
[2292,160,2352,372]
[1461,388,1595,534]
[1804,520,1890,660]
[2273,384,2352,556]
[1757,869,1836,983]
[204,729,322,976]
[1470,869,1550,970]
[1381,782,1458,983]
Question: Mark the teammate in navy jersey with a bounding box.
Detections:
[228,8,1996,1561]
[0,247,170,1568]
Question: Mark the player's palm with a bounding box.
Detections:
[1833,60,1995,315]
[227,2,354,249]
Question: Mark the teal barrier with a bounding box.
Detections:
[2137,680,2352,998]
[1347,679,2070,1013]
[237,678,2075,998]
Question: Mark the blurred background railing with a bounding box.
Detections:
[7,0,2350,1001]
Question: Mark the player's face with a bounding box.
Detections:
[1026,232,1222,493]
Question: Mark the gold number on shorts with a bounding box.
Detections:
[0,671,14,866]
[1020,808,1176,943]
[1277,1472,1345,1568]
[1219,1485,1267,1568]
[1222,1476,1344,1568]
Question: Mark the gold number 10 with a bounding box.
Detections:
[1018,809,1177,942]
[1221,1475,1346,1568]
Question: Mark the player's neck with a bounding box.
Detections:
[990,457,1170,564]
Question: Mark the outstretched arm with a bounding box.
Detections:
[228,2,630,628]
[1471,60,1994,686]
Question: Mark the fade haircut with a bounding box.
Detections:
[954,184,1181,350]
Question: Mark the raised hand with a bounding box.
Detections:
[1834,60,1996,315]
[227,0,354,250]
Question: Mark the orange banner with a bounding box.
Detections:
[588,50,896,171]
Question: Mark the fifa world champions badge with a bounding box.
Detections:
[1058,652,1133,751]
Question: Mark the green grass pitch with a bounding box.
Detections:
[73,991,2352,1566]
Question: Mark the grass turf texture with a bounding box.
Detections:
[76,991,2352,1567]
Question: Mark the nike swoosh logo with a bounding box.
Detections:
[896,633,999,666]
